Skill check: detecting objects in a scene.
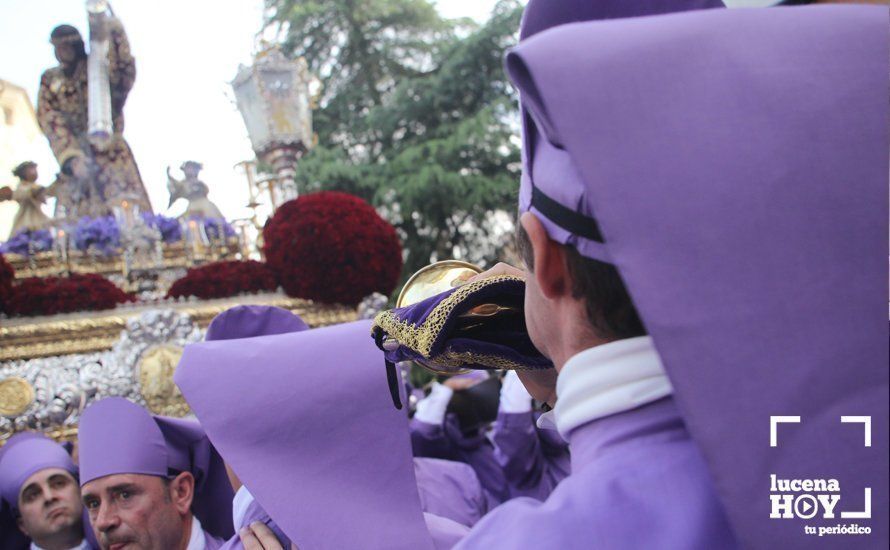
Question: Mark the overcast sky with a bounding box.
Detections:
[0,0,771,232]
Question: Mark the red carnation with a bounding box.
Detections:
[262,191,402,305]
[167,260,278,300]
[5,273,134,317]
[0,254,14,314]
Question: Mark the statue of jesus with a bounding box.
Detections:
[37,7,152,219]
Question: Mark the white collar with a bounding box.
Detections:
[186,515,206,550]
[31,540,90,550]
[232,485,256,529]
[548,336,673,439]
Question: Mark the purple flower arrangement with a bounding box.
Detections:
[0,215,234,258]
[73,215,120,255]
[141,213,183,243]
[0,229,54,256]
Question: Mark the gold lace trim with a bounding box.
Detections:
[373,275,523,358]
[433,350,537,371]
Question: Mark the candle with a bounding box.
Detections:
[56,228,69,273]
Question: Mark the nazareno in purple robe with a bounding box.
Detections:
[0,433,98,550]
[77,397,235,542]
[495,1,887,548]
[177,2,887,549]
[410,416,509,505]
[490,411,570,501]
[413,457,488,527]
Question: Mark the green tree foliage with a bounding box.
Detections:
[266,0,523,280]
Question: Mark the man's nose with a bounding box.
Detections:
[93,502,120,531]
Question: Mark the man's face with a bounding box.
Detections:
[16,468,83,544]
[81,473,190,550]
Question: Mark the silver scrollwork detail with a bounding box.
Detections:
[0,309,202,442]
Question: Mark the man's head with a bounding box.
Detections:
[77,398,235,544]
[516,212,645,368]
[49,25,86,67]
[16,467,84,547]
[506,2,726,369]
[81,472,195,550]
[0,433,84,549]
[12,161,37,182]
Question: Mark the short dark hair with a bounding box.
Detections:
[516,224,646,341]
[50,25,81,41]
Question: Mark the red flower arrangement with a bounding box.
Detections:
[263,191,403,305]
[0,254,14,314]
[4,273,134,317]
[167,260,278,300]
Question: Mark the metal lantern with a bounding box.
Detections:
[231,46,313,205]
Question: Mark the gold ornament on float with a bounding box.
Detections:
[136,344,190,417]
[0,377,35,417]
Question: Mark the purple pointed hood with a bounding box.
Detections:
[205,305,309,341]
[506,3,887,547]
[175,321,435,550]
[0,433,76,513]
[78,397,235,540]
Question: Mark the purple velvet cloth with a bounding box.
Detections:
[414,458,488,527]
[505,2,888,547]
[205,305,308,341]
[78,397,235,540]
[491,412,570,501]
[453,398,736,548]
[373,276,552,371]
[411,417,509,506]
[175,321,437,550]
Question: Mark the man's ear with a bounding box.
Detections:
[168,472,195,516]
[520,212,569,300]
[17,515,30,537]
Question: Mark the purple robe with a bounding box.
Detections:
[453,398,736,549]
[505,3,888,546]
[410,416,508,505]
[491,412,570,500]
[204,531,226,549]
[414,458,488,527]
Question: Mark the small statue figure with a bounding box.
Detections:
[166,161,224,219]
[0,162,52,236]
